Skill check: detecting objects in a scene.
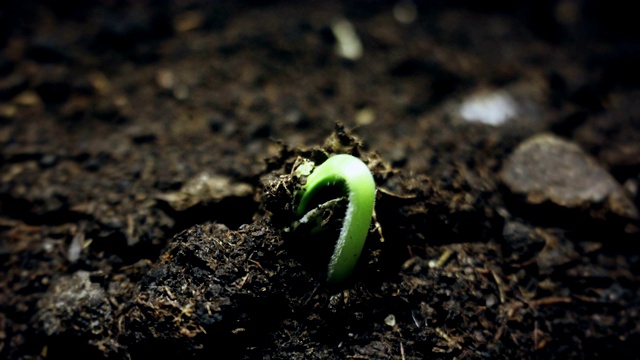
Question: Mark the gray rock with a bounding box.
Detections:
[501,133,638,220]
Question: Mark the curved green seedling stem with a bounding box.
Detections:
[296,154,375,283]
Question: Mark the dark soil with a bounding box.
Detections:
[1,1,640,359]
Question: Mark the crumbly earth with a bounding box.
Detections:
[1,1,639,359]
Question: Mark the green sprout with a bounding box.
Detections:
[296,154,376,283]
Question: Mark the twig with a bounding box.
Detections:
[491,270,507,304]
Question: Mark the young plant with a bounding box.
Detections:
[296,154,376,283]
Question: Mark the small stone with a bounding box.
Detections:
[458,90,518,126]
[485,293,498,307]
[501,133,638,219]
[355,107,375,126]
[331,18,362,61]
[384,314,396,327]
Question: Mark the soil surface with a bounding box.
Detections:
[1,1,640,359]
